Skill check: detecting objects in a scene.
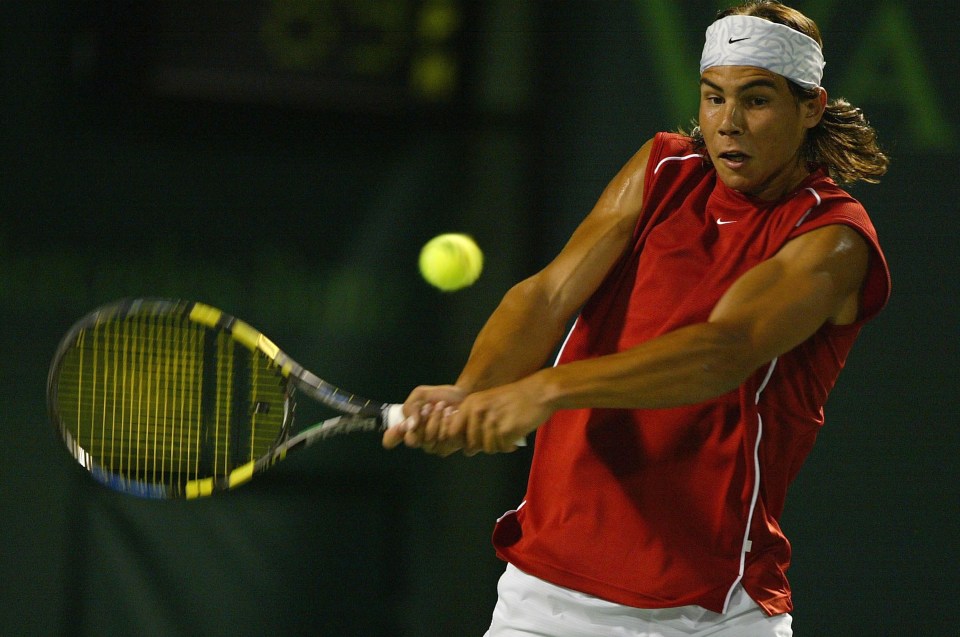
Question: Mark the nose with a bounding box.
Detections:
[718,103,743,136]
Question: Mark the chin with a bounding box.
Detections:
[716,171,755,194]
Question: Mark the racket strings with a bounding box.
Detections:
[56,314,287,491]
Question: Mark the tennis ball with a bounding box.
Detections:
[418,233,483,292]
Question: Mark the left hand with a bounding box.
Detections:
[439,375,553,454]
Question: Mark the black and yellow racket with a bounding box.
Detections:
[47,298,405,499]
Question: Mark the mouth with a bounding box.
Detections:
[717,151,749,168]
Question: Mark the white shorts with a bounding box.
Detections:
[483,564,793,637]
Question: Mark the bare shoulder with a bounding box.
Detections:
[591,138,657,228]
[625,137,656,173]
[532,138,658,312]
[777,224,869,272]
[610,138,656,191]
[775,224,870,324]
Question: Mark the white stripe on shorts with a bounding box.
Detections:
[483,564,792,637]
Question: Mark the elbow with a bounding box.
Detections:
[698,323,767,394]
[508,275,571,332]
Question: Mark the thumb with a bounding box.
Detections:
[382,422,408,449]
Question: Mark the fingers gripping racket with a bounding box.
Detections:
[47,299,405,499]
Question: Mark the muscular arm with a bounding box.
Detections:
[382,140,654,449]
[541,224,869,408]
[451,223,870,452]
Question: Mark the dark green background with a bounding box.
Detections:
[2,1,957,635]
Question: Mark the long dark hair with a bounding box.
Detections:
[686,1,889,185]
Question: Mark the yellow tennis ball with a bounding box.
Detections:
[418,233,483,292]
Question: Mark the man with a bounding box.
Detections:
[385,2,890,635]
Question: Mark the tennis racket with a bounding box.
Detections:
[47,298,406,499]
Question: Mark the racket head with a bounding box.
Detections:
[48,299,295,499]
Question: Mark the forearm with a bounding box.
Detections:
[534,321,759,411]
[456,277,572,394]
[532,225,866,413]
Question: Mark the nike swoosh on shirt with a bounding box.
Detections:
[728,37,751,44]
[716,219,738,225]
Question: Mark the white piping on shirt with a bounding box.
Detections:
[496,499,526,523]
[794,187,823,227]
[719,186,818,608]
[722,357,779,614]
[495,320,578,516]
[553,317,579,366]
[653,153,703,175]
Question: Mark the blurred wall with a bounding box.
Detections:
[1,1,956,635]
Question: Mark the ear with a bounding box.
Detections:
[802,87,827,129]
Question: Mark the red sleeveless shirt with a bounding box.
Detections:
[492,132,890,615]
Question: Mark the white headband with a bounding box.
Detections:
[699,15,825,89]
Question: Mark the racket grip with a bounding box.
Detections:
[383,403,407,429]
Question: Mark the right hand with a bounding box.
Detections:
[381,384,467,455]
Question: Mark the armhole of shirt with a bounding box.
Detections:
[788,203,891,325]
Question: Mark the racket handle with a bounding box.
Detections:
[383,403,406,429]
[380,402,527,447]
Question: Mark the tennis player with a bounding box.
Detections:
[385,2,890,635]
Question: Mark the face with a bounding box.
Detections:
[698,66,824,201]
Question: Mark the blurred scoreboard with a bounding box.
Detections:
[74,0,470,113]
